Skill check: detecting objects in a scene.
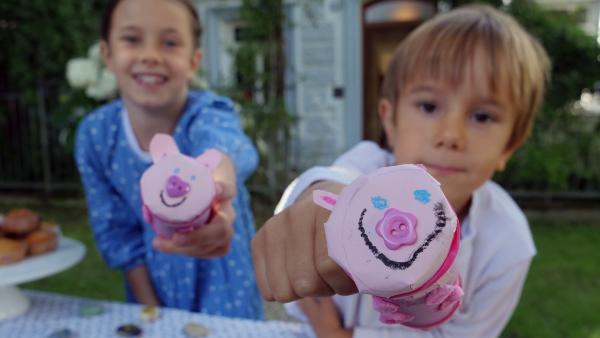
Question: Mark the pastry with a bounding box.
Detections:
[26,227,58,256]
[0,238,28,266]
[2,208,41,235]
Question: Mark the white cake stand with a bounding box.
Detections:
[0,237,86,320]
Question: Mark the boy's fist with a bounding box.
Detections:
[251,181,358,302]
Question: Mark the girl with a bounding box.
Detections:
[75,0,262,319]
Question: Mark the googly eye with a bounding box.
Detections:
[173,168,181,174]
[190,175,196,181]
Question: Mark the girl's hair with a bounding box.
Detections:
[381,4,550,150]
[101,0,202,48]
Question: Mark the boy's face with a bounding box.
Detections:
[101,0,201,114]
[379,55,517,216]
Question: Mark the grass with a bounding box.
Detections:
[2,199,599,337]
[502,217,600,338]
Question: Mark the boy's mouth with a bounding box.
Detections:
[423,163,466,176]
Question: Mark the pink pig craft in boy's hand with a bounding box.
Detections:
[140,133,222,239]
[313,164,463,330]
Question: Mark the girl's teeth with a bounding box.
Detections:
[139,75,163,84]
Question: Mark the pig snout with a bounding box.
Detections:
[165,175,191,198]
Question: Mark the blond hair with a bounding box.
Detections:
[381,4,550,149]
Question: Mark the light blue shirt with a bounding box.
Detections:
[75,90,263,319]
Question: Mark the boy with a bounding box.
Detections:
[252,4,550,337]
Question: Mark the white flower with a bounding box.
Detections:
[88,42,102,63]
[66,58,99,89]
[86,69,118,100]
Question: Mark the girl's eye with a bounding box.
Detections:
[418,101,438,114]
[472,111,494,123]
[121,35,140,44]
[190,175,196,181]
[173,168,181,174]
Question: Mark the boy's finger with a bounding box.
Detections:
[264,217,298,302]
[314,207,358,295]
[251,228,273,300]
[286,200,332,297]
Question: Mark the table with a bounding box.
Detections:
[0,291,315,338]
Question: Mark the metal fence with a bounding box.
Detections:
[0,83,80,195]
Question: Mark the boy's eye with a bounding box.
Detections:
[472,111,494,123]
[163,40,179,48]
[418,101,438,114]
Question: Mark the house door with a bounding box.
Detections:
[362,0,437,146]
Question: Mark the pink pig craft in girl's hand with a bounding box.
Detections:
[140,134,222,239]
[313,164,464,330]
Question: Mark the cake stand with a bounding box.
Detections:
[0,237,86,320]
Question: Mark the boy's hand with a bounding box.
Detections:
[298,297,352,338]
[251,181,358,303]
[153,180,235,258]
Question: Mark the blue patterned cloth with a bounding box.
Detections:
[74,90,263,319]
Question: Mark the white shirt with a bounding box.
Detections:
[276,141,536,338]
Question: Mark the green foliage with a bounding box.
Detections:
[228,0,298,207]
[494,0,600,191]
[0,1,104,186]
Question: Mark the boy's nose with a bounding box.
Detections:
[165,175,190,198]
[434,115,466,151]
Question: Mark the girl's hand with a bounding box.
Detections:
[298,297,353,338]
[152,180,236,258]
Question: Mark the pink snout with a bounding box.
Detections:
[166,175,190,198]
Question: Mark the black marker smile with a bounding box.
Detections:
[160,190,187,208]
[359,202,448,270]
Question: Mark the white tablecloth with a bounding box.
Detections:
[0,290,313,338]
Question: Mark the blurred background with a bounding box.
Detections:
[1,0,599,337]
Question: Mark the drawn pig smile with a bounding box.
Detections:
[160,175,190,208]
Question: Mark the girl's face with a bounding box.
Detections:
[379,53,517,217]
[101,0,201,114]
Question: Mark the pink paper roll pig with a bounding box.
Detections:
[313,164,463,330]
[140,133,222,239]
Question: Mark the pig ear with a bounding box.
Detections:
[149,134,180,163]
[313,190,338,211]
[196,149,222,171]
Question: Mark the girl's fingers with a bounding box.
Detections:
[215,180,236,201]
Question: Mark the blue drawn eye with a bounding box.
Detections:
[190,175,196,181]
[414,190,431,204]
[173,168,181,174]
[371,196,388,210]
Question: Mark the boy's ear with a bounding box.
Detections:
[496,145,517,172]
[378,99,396,147]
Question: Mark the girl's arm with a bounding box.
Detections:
[126,265,160,306]
[74,120,147,273]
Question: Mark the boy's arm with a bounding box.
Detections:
[126,265,160,306]
[252,180,357,302]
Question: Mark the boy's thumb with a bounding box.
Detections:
[215,181,236,200]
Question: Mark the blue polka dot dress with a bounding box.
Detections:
[74,90,263,319]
